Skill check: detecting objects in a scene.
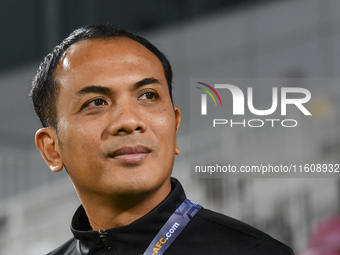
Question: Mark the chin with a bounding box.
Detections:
[111,174,171,196]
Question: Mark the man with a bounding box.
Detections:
[30,24,294,255]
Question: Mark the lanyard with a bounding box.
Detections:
[143,199,202,255]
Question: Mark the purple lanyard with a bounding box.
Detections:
[143,199,202,255]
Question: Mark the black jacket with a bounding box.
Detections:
[47,178,294,255]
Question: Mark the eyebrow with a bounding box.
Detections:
[77,85,111,96]
[76,78,160,96]
[134,77,160,89]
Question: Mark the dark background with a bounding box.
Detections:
[0,0,276,71]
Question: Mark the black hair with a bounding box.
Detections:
[30,24,173,128]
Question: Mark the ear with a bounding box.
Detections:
[35,128,64,172]
[174,107,181,155]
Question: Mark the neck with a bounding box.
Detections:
[77,181,172,231]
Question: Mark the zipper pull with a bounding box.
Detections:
[99,229,112,250]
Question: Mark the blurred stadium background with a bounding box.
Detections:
[1,0,340,254]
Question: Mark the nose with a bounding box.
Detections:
[107,102,147,136]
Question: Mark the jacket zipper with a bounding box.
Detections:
[99,229,112,250]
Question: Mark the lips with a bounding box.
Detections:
[109,145,151,163]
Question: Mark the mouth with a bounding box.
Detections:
[109,145,151,163]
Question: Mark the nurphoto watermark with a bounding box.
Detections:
[190,78,340,178]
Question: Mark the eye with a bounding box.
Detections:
[91,99,107,106]
[82,98,108,109]
[138,92,157,100]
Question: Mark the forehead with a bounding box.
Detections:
[54,37,165,88]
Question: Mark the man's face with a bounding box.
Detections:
[52,37,180,198]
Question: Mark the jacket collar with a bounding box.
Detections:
[71,177,186,254]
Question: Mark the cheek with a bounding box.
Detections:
[58,118,101,154]
[152,108,176,139]
[58,125,104,176]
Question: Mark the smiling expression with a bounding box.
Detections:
[52,37,181,199]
